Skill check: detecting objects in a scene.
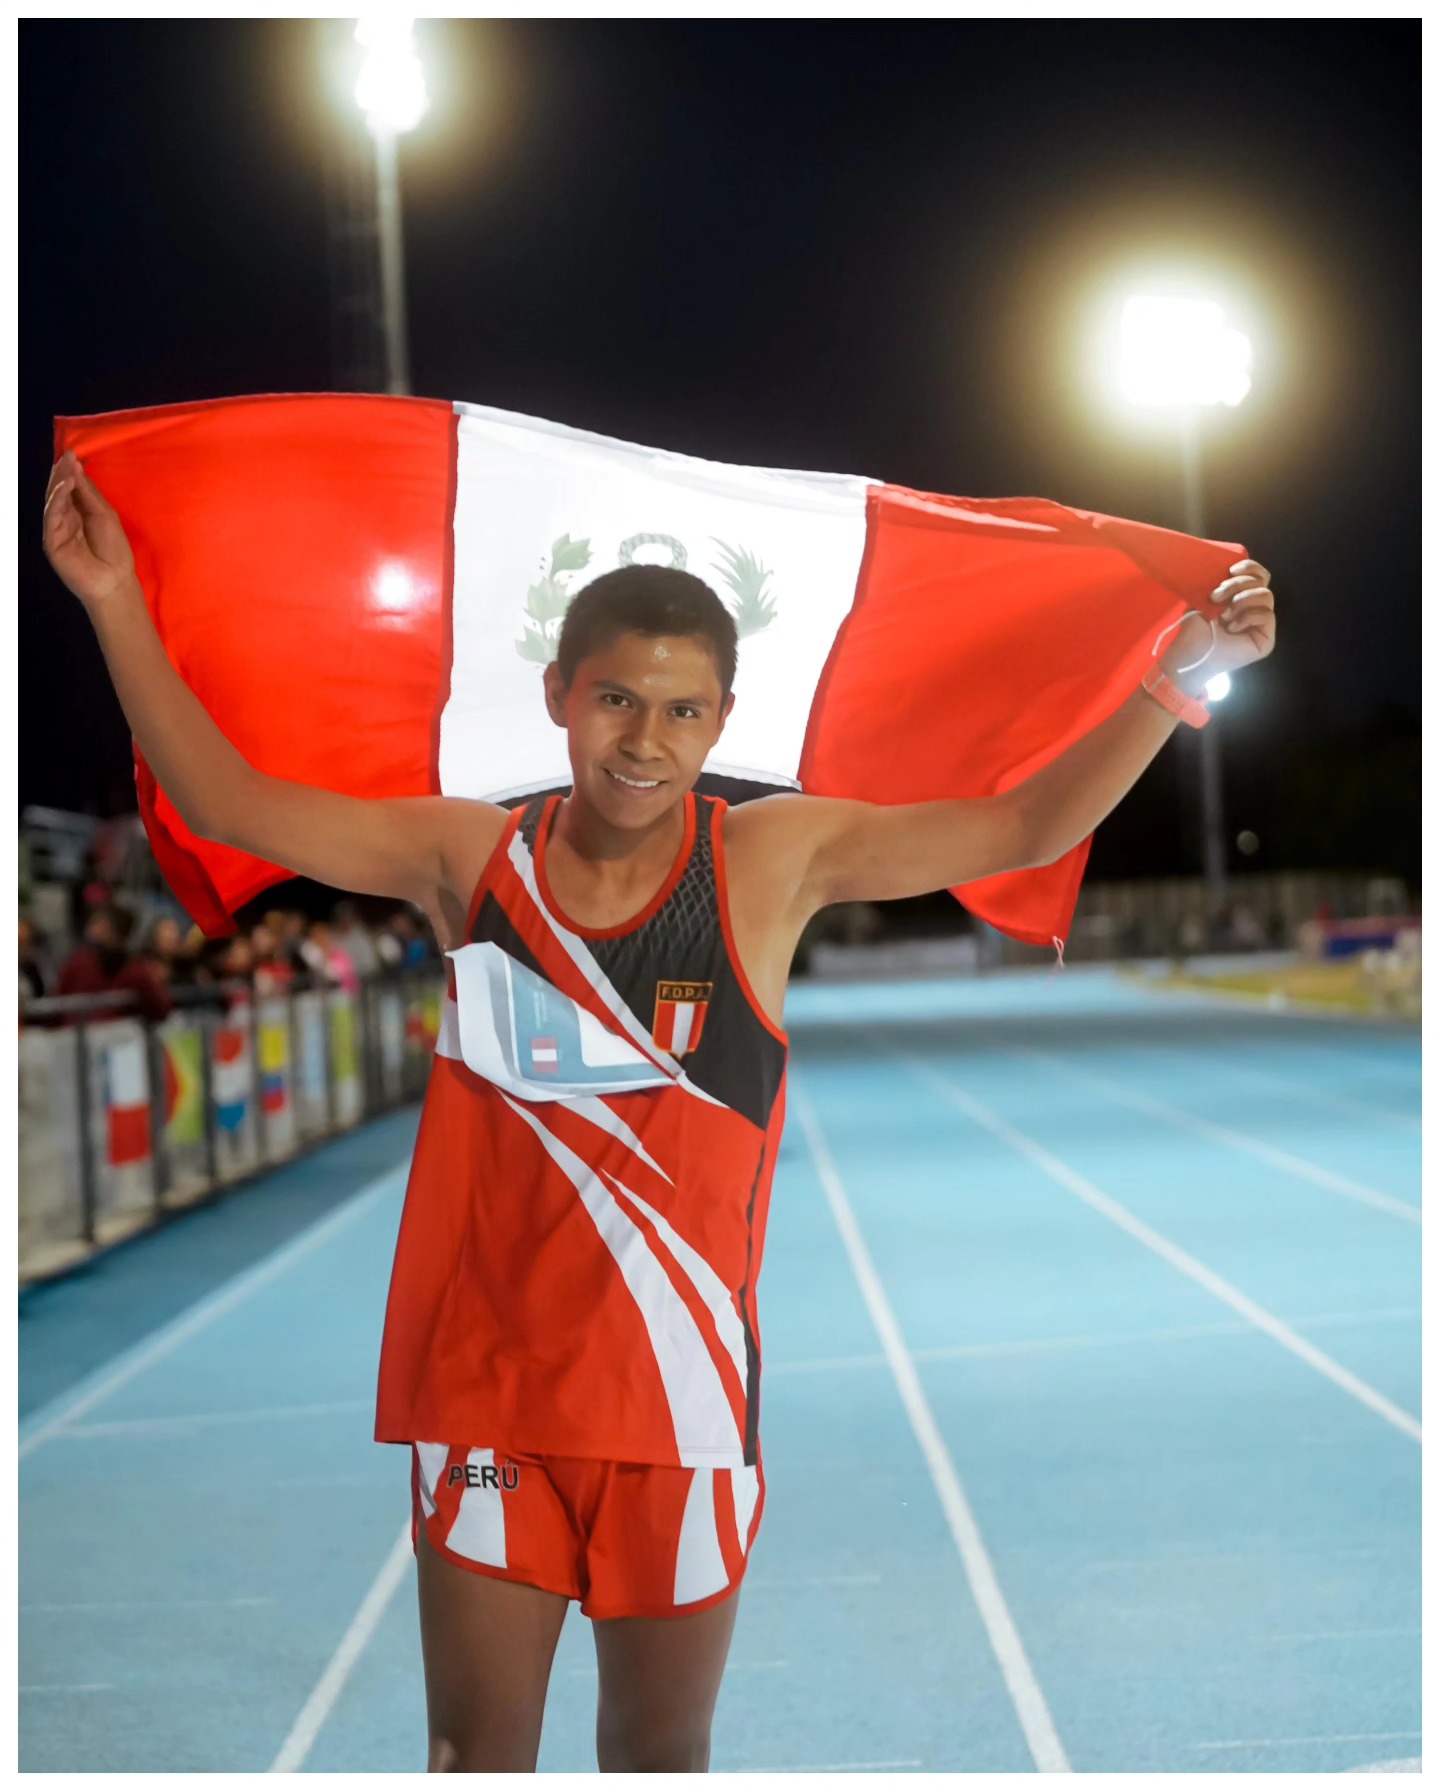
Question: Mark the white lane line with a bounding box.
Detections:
[1148,1041,1421,1135]
[1020,1045,1420,1225]
[890,1049,1422,1446]
[1190,1731,1421,1751]
[269,1520,413,1773]
[23,1596,275,1613]
[1258,1628,1419,1642]
[19,1167,405,1462]
[1345,1759,1422,1773]
[765,1307,1417,1379]
[57,1400,373,1440]
[791,1077,1070,1775]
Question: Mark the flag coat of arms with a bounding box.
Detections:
[53,395,1245,947]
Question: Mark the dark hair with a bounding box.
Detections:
[556,565,738,696]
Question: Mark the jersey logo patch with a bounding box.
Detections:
[653,981,713,1056]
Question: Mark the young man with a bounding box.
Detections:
[43,449,1275,1771]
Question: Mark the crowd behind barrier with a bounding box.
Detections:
[18,860,449,1284]
[18,967,445,1284]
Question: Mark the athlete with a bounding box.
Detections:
[43,448,1275,1771]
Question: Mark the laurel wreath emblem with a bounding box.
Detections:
[515,532,779,666]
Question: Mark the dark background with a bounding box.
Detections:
[20,20,1421,891]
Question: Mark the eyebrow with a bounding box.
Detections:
[593,679,712,710]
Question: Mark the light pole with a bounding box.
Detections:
[352,17,430,396]
[1117,294,1252,919]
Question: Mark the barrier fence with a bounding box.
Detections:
[18,969,444,1285]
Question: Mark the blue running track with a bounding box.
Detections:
[18,965,1421,1773]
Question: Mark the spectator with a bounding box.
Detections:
[276,910,313,977]
[251,920,295,995]
[19,917,48,1002]
[331,900,381,980]
[143,914,202,988]
[380,909,436,970]
[56,902,172,1023]
[301,920,359,995]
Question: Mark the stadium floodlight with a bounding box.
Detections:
[354,16,429,136]
[344,16,428,395]
[1118,295,1252,410]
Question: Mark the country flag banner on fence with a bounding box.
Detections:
[54,395,1245,948]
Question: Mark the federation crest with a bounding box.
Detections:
[653,980,713,1056]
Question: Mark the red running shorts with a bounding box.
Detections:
[410,1444,765,1620]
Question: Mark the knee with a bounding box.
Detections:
[596,1715,711,1772]
[429,1728,541,1773]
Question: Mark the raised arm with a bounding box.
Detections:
[42,452,502,921]
[761,564,1276,910]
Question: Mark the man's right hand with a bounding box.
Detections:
[43,451,139,608]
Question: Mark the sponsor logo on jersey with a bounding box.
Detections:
[653,981,713,1056]
[446,1461,521,1492]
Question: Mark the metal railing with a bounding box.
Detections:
[18,968,445,1286]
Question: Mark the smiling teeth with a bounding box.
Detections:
[609,771,659,789]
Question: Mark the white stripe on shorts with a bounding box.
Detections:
[445,1448,508,1568]
[674,1467,729,1606]
[732,1464,760,1556]
[415,1442,449,1519]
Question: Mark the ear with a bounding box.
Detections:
[542,661,568,727]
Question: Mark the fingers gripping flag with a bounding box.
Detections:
[54,395,1245,947]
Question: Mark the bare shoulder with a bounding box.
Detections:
[721,792,842,909]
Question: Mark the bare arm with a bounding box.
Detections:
[769,565,1276,909]
[43,452,500,913]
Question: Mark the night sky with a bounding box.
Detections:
[20,20,1420,887]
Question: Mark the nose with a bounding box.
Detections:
[619,711,666,762]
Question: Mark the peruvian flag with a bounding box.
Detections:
[53,395,1245,948]
[103,1035,151,1168]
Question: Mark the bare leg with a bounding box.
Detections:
[416,1525,570,1771]
[592,1587,742,1772]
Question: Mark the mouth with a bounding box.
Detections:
[603,767,665,794]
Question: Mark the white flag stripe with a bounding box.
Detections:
[105,1037,148,1107]
[441,407,872,803]
[670,1003,696,1055]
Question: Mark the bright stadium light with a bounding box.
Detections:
[354,16,429,136]
[1105,285,1256,919]
[1118,295,1252,410]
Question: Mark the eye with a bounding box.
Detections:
[671,705,700,720]
[599,692,630,708]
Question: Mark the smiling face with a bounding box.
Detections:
[544,630,734,831]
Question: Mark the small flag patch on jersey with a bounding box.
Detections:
[530,1036,559,1074]
[653,981,713,1056]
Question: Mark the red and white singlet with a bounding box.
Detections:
[375,791,789,1472]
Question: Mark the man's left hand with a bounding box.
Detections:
[1165,560,1276,689]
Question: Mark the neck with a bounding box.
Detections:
[551,789,687,878]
